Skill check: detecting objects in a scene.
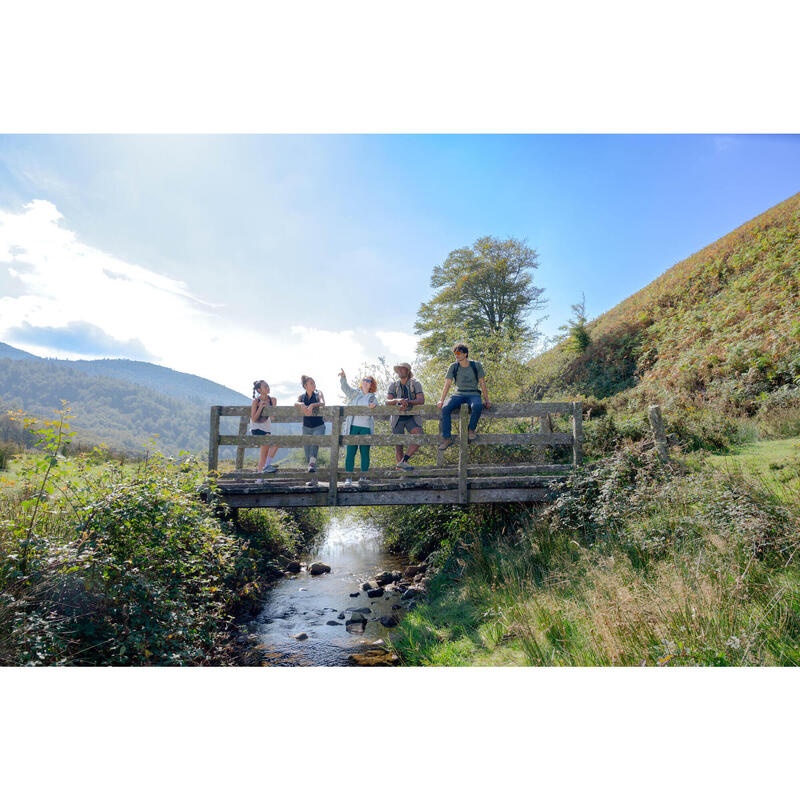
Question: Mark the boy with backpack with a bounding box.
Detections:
[437,343,492,450]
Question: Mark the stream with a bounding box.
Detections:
[252,513,407,666]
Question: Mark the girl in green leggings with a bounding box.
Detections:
[338,369,377,486]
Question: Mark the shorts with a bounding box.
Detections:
[392,417,422,434]
[251,429,270,436]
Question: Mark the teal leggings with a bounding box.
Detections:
[345,425,371,472]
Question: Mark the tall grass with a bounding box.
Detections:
[390,447,800,666]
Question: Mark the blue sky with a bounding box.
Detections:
[1,134,799,398]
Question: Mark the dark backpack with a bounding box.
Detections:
[450,360,479,384]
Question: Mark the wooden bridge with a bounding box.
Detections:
[207,401,582,508]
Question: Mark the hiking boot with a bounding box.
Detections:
[358,477,369,487]
[438,437,455,451]
[344,478,353,487]
[305,479,318,487]
[468,429,476,441]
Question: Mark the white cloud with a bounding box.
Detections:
[0,200,423,402]
[376,329,418,360]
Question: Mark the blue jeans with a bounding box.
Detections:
[302,424,325,462]
[441,394,483,439]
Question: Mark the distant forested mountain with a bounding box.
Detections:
[0,347,303,459]
[0,357,212,453]
[63,358,249,407]
[0,342,38,361]
[0,346,256,455]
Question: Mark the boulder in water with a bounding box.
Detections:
[379,615,400,628]
[374,571,394,586]
[366,587,384,598]
[349,591,360,597]
[348,650,399,666]
[346,612,368,634]
[308,562,331,575]
[293,632,309,641]
[326,620,342,626]
[285,560,301,573]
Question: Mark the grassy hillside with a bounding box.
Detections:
[530,191,800,426]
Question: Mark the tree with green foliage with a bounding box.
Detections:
[414,236,546,360]
[559,292,591,353]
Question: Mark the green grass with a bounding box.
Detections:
[389,448,800,667]
[702,437,800,494]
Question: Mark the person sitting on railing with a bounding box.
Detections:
[251,379,279,473]
[339,369,377,487]
[295,375,326,484]
[387,362,425,471]
[437,343,492,450]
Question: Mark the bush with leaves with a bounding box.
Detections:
[0,406,321,665]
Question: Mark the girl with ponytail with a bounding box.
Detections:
[251,379,279,472]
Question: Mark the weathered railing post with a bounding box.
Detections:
[235,413,248,471]
[647,404,669,462]
[572,402,583,468]
[458,403,469,504]
[208,406,221,474]
[328,408,342,506]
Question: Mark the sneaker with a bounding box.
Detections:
[344,478,353,487]
[305,479,318,487]
[261,464,278,473]
[358,477,369,486]
[438,437,455,451]
[307,463,317,473]
[396,461,414,470]
[468,429,476,441]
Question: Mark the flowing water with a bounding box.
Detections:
[253,513,406,666]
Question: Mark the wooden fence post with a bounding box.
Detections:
[208,406,220,474]
[647,405,669,462]
[572,402,583,468]
[235,414,248,471]
[328,407,342,506]
[435,414,444,466]
[458,403,469,504]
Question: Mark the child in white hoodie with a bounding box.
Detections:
[339,368,377,485]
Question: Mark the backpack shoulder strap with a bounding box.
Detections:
[469,360,479,383]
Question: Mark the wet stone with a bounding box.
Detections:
[349,592,360,598]
[326,620,342,626]
[348,650,399,667]
[367,587,384,598]
[293,633,309,641]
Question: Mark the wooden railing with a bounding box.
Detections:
[208,401,582,505]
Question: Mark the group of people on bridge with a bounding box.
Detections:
[249,343,492,486]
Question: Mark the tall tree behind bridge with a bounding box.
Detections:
[414,235,546,360]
